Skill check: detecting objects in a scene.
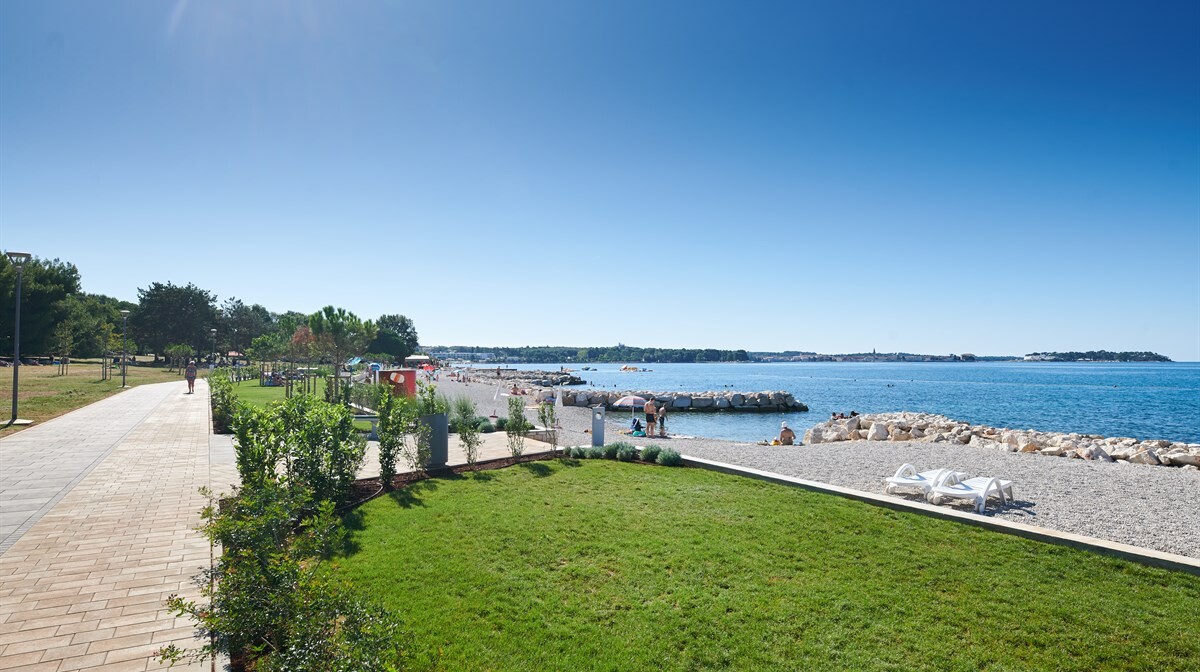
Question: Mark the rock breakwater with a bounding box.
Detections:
[804,412,1200,470]
[560,390,808,413]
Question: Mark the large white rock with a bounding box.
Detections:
[867,422,889,441]
[846,416,861,432]
[1168,453,1200,467]
[1039,446,1065,457]
[1128,450,1161,465]
[805,428,822,444]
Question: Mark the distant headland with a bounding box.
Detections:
[424,346,1171,364]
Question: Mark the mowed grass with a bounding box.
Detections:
[334,460,1200,672]
[0,359,187,437]
[233,378,372,430]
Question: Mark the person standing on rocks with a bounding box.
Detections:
[185,361,198,394]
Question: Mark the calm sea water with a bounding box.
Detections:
[471,362,1200,444]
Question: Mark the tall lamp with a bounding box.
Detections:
[210,328,217,366]
[120,309,130,388]
[6,251,32,426]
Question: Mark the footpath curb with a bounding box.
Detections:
[679,453,1200,576]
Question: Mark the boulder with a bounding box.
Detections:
[1019,443,1040,453]
[715,397,731,409]
[910,427,924,439]
[891,430,912,441]
[849,429,864,440]
[1128,450,1161,465]
[846,416,861,432]
[867,422,889,441]
[691,397,715,409]
[805,428,822,444]
[673,395,691,409]
[730,393,744,406]
[1167,453,1200,467]
[1039,446,1065,457]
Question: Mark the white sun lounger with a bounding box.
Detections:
[884,464,969,497]
[929,472,1014,513]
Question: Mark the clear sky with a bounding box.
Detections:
[2,1,1197,360]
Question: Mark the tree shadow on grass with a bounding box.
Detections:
[519,462,553,478]
[387,480,439,509]
[337,507,366,557]
[556,457,583,468]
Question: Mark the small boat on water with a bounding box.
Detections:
[620,365,652,372]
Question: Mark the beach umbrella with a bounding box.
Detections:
[613,394,647,421]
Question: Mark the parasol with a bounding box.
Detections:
[612,394,647,420]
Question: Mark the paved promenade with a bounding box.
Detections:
[0,380,237,671]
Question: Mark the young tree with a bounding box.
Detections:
[506,396,528,458]
[537,399,558,456]
[308,307,376,399]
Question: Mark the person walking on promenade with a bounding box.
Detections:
[185,360,197,394]
[644,398,657,437]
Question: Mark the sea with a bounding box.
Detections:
[465,361,1200,444]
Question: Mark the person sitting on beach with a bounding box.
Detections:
[777,421,796,446]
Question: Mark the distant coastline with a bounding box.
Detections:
[424,346,1170,364]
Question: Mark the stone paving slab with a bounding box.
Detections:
[0,380,237,671]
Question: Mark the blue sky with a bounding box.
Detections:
[2,1,1197,360]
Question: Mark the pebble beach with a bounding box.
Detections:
[443,376,1200,559]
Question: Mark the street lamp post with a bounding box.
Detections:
[120,309,130,388]
[210,328,217,366]
[6,251,32,426]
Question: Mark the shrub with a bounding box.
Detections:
[209,367,238,434]
[569,446,588,458]
[494,417,508,431]
[586,446,605,459]
[277,395,366,505]
[451,396,477,432]
[602,443,622,460]
[616,446,636,462]
[232,403,282,488]
[640,444,663,463]
[656,448,683,467]
[537,401,559,456]
[375,386,418,490]
[158,483,409,671]
[506,396,529,458]
[477,419,494,433]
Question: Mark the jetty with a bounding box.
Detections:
[561,389,808,413]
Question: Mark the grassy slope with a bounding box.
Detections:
[0,359,186,437]
[335,460,1200,672]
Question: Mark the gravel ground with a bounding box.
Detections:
[443,379,1200,559]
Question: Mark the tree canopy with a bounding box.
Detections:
[0,254,81,355]
[369,314,419,360]
[129,282,218,360]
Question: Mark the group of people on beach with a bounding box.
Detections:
[630,398,668,437]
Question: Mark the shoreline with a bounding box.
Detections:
[440,378,1200,559]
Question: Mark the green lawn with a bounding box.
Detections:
[0,358,188,437]
[333,460,1200,671]
[232,378,372,430]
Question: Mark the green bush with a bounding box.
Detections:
[232,403,281,488]
[569,446,588,458]
[209,367,238,434]
[477,419,494,433]
[506,396,529,458]
[375,386,418,490]
[494,417,508,431]
[656,448,683,467]
[276,395,366,506]
[602,443,623,460]
[586,446,605,459]
[640,444,662,463]
[158,482,409,671]
[616,446,636,462]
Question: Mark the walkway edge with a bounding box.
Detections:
[677,453,1200,576]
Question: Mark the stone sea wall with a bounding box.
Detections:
[559,389,809,413]
[804,412,1200,470]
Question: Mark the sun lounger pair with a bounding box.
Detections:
[885,463,1014,513]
